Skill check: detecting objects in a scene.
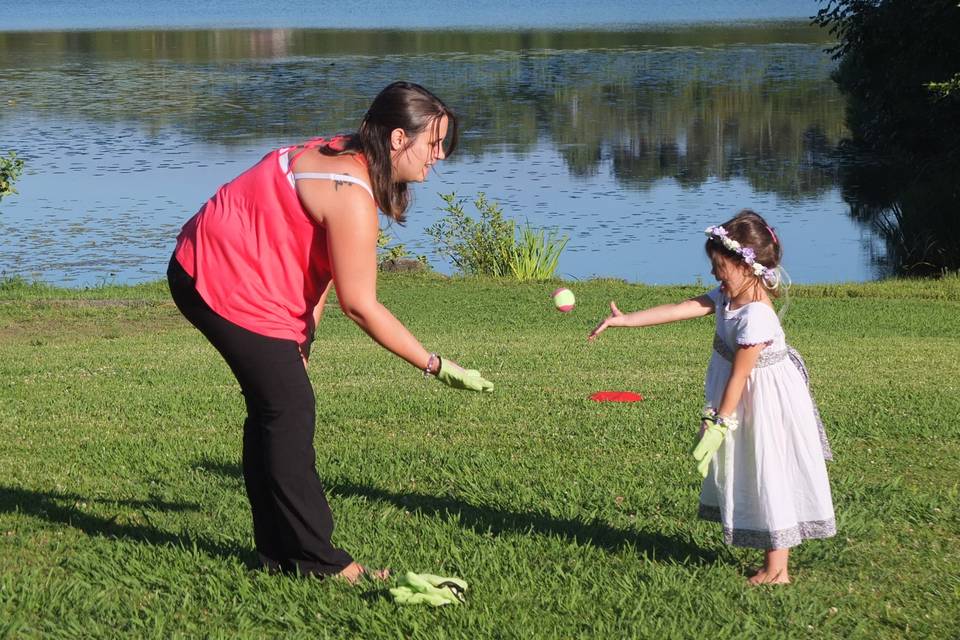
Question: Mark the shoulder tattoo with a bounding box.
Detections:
[334,173,353,191]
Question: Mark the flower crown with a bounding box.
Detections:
[705,224,779,286]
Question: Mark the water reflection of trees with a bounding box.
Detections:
[0,27,845,201]
[547,81,842,198]
[837,151,960,277]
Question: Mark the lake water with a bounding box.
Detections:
[4,1,822,31]
[0,3,887,287]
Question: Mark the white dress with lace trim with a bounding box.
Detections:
[699,287,836,549]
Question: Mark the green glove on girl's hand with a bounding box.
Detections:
[691,412,737,478]
[436,357,494,393]
[389,572,468,606]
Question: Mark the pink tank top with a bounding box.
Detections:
[174,137,369,346]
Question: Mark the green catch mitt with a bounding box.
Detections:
[692,412,737,478]
[389,571,468,606]
[436,358,494,393]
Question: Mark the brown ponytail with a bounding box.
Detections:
[320,81,459,223]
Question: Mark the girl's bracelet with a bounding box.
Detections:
[702,407,739,430]
[423,353,439,378]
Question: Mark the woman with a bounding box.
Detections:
[167,81,492,582]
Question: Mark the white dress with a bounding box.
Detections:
[699,287,835,549]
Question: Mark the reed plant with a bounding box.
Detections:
[509,223,568,281]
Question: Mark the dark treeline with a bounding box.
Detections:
[815,0,960,276]
[0,25,832,61]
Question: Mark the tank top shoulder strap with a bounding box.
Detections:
[285,137,328,170]
[292,172,375,201]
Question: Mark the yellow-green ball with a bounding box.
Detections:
[552,287,575,312]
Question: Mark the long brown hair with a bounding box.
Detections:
[320,81,459,223]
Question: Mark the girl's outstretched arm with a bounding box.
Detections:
[588,294,714,340]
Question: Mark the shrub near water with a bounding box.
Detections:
[376,228,428,270]
[427,192,515,276]
[427,192,568,280]
[0,150,24,201]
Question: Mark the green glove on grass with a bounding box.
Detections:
[389,571,468,606]
[436,358,494,393]
[692,413,735,478]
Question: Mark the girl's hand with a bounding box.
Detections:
[588,301,623,341]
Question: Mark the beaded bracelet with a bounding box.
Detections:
[424,353,439,378]
[702,407,739,430]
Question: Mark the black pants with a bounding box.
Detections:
[167,256,352,576]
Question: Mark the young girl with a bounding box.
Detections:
[589,210,834,585]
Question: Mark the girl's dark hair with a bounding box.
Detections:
[321,81,459,223]
[705,209,783,293]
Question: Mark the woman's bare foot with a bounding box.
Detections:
[335,561,390,584]
[747,567,791,585]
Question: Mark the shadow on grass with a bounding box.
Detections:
[0,484,253,565]
[201,459,718,566]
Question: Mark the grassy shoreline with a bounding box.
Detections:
[2,275,958,638]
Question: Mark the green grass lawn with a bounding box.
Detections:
[1,274,958,638]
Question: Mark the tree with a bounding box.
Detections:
[814,0,960,160]
[814,0,960,275]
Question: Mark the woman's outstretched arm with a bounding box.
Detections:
[315,186,435,372]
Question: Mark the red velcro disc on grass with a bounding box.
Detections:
[590,391,644,402]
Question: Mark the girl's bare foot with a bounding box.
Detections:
[747,567,791,585]
[335,561,390,584]
[747,548,790,585]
